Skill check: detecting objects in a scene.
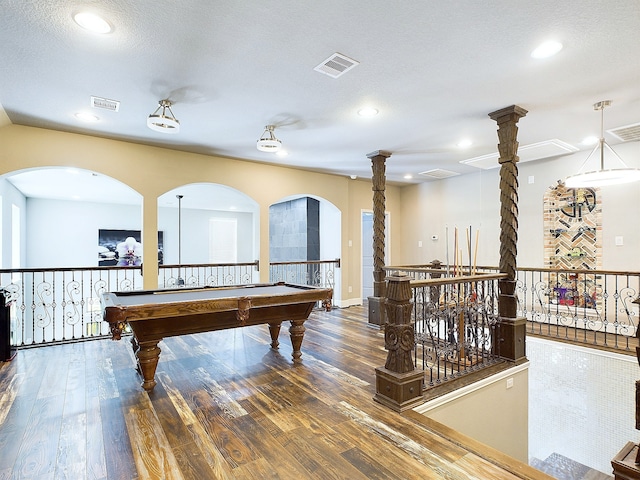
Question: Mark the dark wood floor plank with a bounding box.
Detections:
[340,446,399,480]
[275,427,370,480]
[335,419,445,480]
[156,371,234,480]
[229,414,310,479]
[192,404,259,469]
[100,397,138,480]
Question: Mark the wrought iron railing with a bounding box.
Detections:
[158,261,260,288]
[269,259,339,292]
[0,261,261,347]
[516,267,640,352]
[387,263,640,356]
[0,266,143,346]
[1,259,343,348]
[410,273,506,390]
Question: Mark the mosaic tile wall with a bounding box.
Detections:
[528,336,637,474]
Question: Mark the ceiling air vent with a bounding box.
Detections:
[91,96,120,112]
[608,122,640,142]
[314,53,359,78]
[460,139,578,170]
[419,169,460,180]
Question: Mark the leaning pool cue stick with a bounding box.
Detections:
[445,225,450,275]
[473,229,480,275]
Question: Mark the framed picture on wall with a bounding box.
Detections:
[98,229,164,266]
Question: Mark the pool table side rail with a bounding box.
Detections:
[101,284,332,325]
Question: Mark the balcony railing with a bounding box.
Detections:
[1,259,337,348]
[0,266,143,346]
[269,259,339,306]
[158,261,260,288]
[516,267,640,352]
[409,273,507,390]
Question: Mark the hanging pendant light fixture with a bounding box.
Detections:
[147,99,180,133]
[565,100,640,188]
[256,125,282,152]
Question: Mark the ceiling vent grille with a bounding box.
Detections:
[608,122,640,142]
[314,53,359,78]
[419,169,460,179]
[91,96,120,112]
[460,139,578,170]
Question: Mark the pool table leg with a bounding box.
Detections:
[135,339,161,391]
[289,319,306,363]
[268,322,281,349]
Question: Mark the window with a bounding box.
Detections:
[209,218,237,263]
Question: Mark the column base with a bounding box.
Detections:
[497,316,527,362]
[368,296,386,325]
[374,367,424,412]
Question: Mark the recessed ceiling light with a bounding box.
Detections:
[74,112,99,122]
[358,107,379,117]
[276,149,289,157]
[581,135,599,146]
[457,138,473,148]
[73,12,112,34]
[531,40,563,59]
[404,174,413,180]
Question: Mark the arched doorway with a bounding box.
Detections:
[269,195,342,305]
[158,183,260,285]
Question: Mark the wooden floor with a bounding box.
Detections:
[0,306,551,480]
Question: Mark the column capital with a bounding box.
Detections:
[488,105,528,123]
[367,150,392,159]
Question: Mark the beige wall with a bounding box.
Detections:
[0,124,402,299]
[415,364,530,462]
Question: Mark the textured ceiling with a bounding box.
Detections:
[1,0,639,201]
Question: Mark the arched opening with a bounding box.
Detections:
[158,183,260,286]
[268,194,342,305]
[1,167,142,269]
[0,167,143,344]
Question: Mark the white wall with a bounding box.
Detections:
[158,206,255,264]
[0,177,27,269]
[25,198,142,268]
[23,198,256,268]
[319,200,342,304]
[399,141,640,270]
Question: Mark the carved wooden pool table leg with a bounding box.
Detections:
[268,322,281,349]
[289,319,306,363]
[135,339,161,391]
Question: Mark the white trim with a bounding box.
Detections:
[337,298,363,308]
[413,361,530,414]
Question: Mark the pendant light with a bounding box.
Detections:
[565,100,640,188]
[147,99,180,134]
[256,125,282,152]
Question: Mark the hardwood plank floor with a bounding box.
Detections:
[0,306,552,479]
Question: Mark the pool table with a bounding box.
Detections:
[101,282,333,391]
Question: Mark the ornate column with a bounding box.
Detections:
[368,150,391,325]
[488,105,528,363]
[374,275,423,412]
